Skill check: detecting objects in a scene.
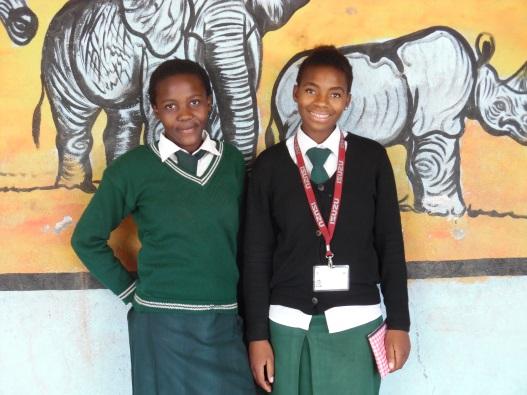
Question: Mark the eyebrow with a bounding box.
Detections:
[302,82,346,91]
[160,94,205,104]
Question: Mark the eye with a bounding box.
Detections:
[494,100,506,111]
[190,99,201,107]
[331,92,342,99]
[305,88,315,95]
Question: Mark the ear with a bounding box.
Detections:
[207,95,213,112]
[152,104,160,119]
[245,0,309,35]
[121,0,188,57]
[293,84,299,103]
[346,93,351,108]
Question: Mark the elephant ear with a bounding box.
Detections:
[121,0,188,57]
[244,0,309,35]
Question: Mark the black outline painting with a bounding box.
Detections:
[267,27,527,217]
[0,0,38,45]
[32,0,308,192]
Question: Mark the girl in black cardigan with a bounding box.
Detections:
[244,46,411,394]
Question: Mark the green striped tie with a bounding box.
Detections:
[306,147,331,185]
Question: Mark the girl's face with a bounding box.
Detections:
[152,74,212,153]
[293,65,351,142]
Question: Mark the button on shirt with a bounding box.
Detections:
[158,131,220,177]
[269,125,382,334]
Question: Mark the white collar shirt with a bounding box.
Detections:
[158,131,220,177]
[285,124,347,179]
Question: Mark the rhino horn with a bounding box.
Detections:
[506,62,527,92]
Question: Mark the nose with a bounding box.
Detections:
[176,106,193,120]
[313,93,330,107]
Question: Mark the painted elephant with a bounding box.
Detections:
[33,0,308,192]
[0,0,37,45]
[267,27,527,216]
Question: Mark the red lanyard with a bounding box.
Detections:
[294,133,346,267]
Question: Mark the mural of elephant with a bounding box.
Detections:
[33,0,308,192]
[267,26,527,216]
[0,0,37,45]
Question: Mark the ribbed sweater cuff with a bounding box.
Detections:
[246,321,270,341]
[386,316,410,332]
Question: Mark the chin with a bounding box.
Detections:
[307,122,335,133]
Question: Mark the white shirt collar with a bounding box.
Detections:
[296,124,345,157]
[158,131,220,162]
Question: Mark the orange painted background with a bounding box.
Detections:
[1,0,526,274]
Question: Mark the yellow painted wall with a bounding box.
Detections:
[1,0,526,274]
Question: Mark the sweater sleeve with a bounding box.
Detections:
[243,155,275,341]
[374,147,410,331]
[71,168,137,304]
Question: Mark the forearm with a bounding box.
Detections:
[71,172,136,303]
[243,159,276,340]
[374,146,410,330]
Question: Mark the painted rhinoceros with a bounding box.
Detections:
[267,26,527,216]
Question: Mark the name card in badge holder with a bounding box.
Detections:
[313,264,350,291]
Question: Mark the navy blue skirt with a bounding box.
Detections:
[127,308,255,395]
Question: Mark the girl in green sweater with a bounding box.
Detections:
[72,59,255,394]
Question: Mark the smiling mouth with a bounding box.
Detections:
[309,111,332,121]
[178,125,199,133]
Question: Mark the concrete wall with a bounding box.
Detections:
[1,276,525,395]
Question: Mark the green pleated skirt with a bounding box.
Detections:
[127,308,256,395]
[269,315,382,395]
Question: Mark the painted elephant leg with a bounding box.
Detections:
[406,133,466,216]
[103,104,143,164]
[46,83,100,193]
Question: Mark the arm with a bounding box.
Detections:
[71,168,136,304]
[243,155,276,391]
[373,147,411,371]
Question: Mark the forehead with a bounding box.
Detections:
[155,73,207,98]
[298,65,348,89]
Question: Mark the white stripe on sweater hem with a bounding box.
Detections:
[118,281,137,300]
[134,294,237,311]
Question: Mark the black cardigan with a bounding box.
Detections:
[243,133,410,341]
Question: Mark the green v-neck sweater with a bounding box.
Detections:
[71,141,245,312]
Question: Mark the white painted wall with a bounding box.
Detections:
[0,290,131,395]
[382,277,527,395]
[1,276,526,395]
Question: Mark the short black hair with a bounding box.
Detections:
[296,45,353,92]
[148,59,212,105]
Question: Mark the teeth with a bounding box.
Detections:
[310,112,330,120]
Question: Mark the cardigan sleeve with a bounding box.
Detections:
[374,147,410,331]
[71,168,137,304]
[243,154,276,341]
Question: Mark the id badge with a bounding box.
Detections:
[313,265,349,292]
